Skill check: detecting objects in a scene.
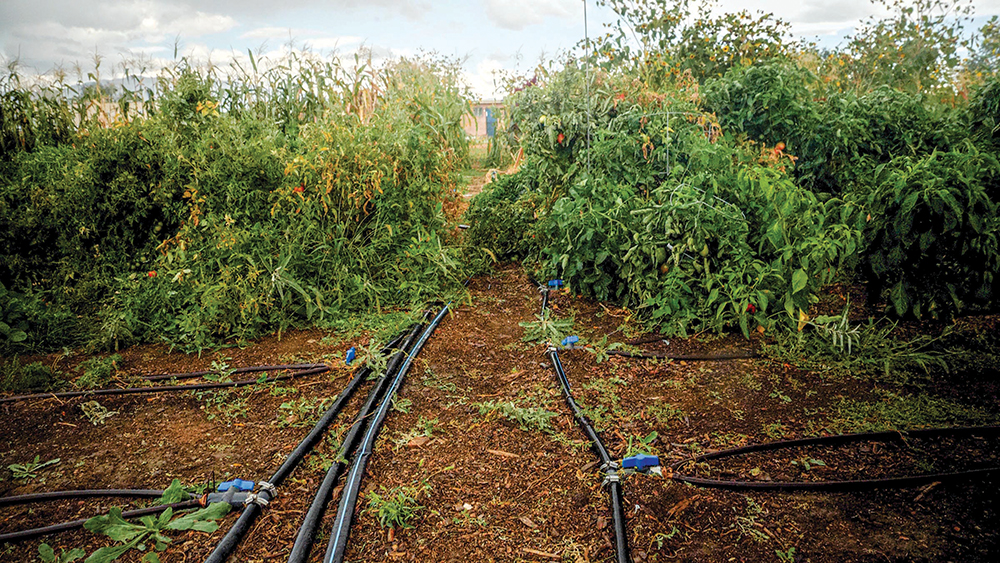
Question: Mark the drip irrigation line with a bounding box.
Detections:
[0,366,328,405]
[0,500,199,543]
[548,346,631,563]
[143,363,328,383]
[626,334,672,346]
[536,280,630,563]
[670,426,1000,491]
[606,349,760,361]
[201,323,425,563]
[0,489,166,507]
[287,324,427,563]
[324,304,450,563]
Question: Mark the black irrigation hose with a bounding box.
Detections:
[670,426,1000,491]
[287,322,429,563]
[549,347,630,563]
[143,364,328,383]
[606,349,760,361]
[324,304,450,563]
[531,277,630,563]
[0,500,199,543]
[0,366,329,405]
[202,324,425,563]
[0,489,166,507]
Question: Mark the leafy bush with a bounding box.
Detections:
[75,354,122,388]
[0,283,80,355]
[861,148,1000,318]
[968,75,1000,151]
[1,358,59,392]
[701,63,963,194]
[463,169,541,260]
[0,54,471,353]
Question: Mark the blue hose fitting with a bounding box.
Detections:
[217,479,255,493]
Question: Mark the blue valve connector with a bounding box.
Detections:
[345,347,356,366]
[622,454,660,471]
[217,478,255,492]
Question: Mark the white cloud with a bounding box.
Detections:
[304,36,365,51]
[483,0,577,31]
[794,0,875,25]
[464,57,506,99]
[240,26,320,40]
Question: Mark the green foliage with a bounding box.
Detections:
[277,397,330,428]
[38,544,85,563]
[475,400,559,434]
[0,283,80,355]
[75,355,122,389]
[828,389,994,433]
[624,430,659,457]
[158,479,191,504]
[766,316,953,384]
[830,0,974,93]
[365,481,431,530]
[968,16,1000,76]
[80,401,119,425]
[967,75,1000,150]
[0,52,472,354]
[463,171,541,260]
[594,0,794,84]
[519,310,575,344]
[1,358,59,392]
[861,148,1000,318]
[775,547,798,563]
[82,502,230,563]
[7,455,60,481]
[701,63,963,194]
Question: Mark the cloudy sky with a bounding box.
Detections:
[2,0,998,98]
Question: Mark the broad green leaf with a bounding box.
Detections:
[890,282,910,317]
[38,544,57,563]
[84,539,141,563]
[61,548,87,562]
[158,480,190,504]
[85,508,146,542]
[791,269,808,294]
[166,502,231,531]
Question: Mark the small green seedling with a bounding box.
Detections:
[366,481,431,530]
[791,458,826,471]
[37,544,85,563]
[625,431,659,458]
[8,455,60,480]
[519,310,574,344]
[81,401,119,425]
[775,546,798,562]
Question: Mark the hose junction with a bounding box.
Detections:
[530,276,1000,563]
[2,283,999,561]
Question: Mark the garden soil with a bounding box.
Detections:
[2,264,998,562]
